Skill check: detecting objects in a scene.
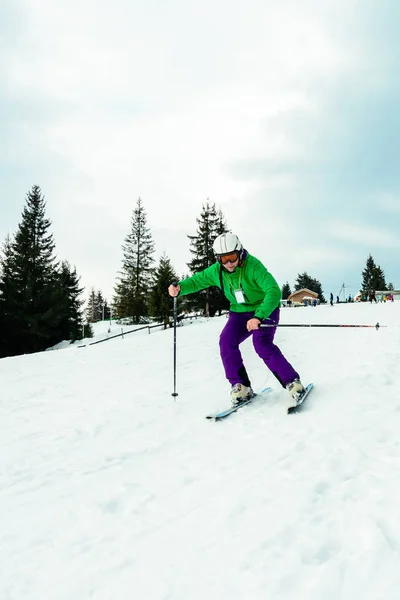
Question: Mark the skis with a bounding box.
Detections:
[287,383,314,414]
[206,383,314,420]
[206,387,272,421]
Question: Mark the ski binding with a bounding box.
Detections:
[287,383,314,414]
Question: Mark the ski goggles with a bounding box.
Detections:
[217,251,240,265]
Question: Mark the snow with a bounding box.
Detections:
[1,301,400,600]
[48,319,160,350]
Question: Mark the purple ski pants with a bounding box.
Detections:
[219,308,299,388]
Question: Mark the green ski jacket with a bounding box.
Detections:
[178,253,281,320]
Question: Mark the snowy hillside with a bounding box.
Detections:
[1,301,400,600]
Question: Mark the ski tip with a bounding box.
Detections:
[206,387,273,421]
[260,386,273,394]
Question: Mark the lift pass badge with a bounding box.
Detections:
[234,289,245,303]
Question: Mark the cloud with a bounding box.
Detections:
[379,193,400,215]
[1,0,399,301]
[329,221,400,249]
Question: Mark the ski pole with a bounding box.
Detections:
[171,285,179,399]
[259,322,384,330]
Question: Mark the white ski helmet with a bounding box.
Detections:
[213,232,243,256]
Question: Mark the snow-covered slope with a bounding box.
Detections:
[1,302,399,600]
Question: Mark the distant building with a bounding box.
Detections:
[288,288,319,305]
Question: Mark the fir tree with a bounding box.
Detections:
[58,261,85,342]
[0,235,20,357]
[85,287,110,329]
[281,282,291,300]
[294,272,326,303]
[148,253,179,328]
[186,200,229,317]
[114,197,155,323]
[103,299,111,321]
[6,186,61,354]
[86,288,97,323]
[84,288,109,323]
[361,254,387,295]
[215,207,229,237]
[95,290,106,321]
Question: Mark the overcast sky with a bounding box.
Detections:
[1,0,399,301]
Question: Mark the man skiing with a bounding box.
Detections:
[168,233,305,406]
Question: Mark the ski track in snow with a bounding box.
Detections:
[1,302,400,599]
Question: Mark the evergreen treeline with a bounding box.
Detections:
[0,186,85,358]
[1,188,395,360]
[280,254,391,304]
[86,288,111,323]
[112,198,230,323]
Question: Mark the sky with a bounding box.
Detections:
[1,0,400,302]
[1,300,400,599]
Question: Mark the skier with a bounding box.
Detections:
[168,233,305,406]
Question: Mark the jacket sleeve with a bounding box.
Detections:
[178,264,220,295]
[252,260,282,320]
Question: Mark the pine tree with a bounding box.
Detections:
[281,282,291,299]
[6,186,61,355]
[215,207,229,237]
[361,254,387,294]
[114,197,155,323]
[58,261,85,342]
[148,253,179,328]
[294,272,326,303]
[95,290,106,321]
[86,288,97,323]
[361,255,375,294]
[85,287,110,330]
[0,235,20,357]
[85,289,109,322]
[103,299,111,321]
[186,200,229,317]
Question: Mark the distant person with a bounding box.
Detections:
[369,291,377,303]
[312,299,317,307]
[330,293,334,306]
[336,296,340,304]
[168,233,305,406]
